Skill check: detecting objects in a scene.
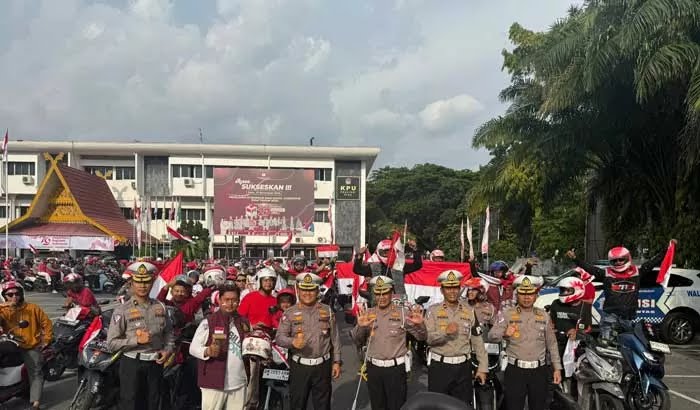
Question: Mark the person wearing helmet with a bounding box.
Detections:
[189,283,251,410]
[566,239,676,343]
[0,281,53,410]
[464,278,496,330]
[351,276,426,410]
[489,275,561,410]
[430,249,445,262]
[237,267,278,330]
[289,256,310,275]
[353,238,422,301]
[271,288,297,328]
[549,277,592,358]
[480,260,516,314]
[572,267,596,305]
[106,262,176,410]
[187,270,203,296]
[63,273,100,314]
[157,274,214,325]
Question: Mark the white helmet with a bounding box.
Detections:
[203,268,225,287]
[242,331,272,360]
[256,267,277,285]
[430,249,445,261]
[558,277,586,304]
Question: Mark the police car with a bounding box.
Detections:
[535,267,700,344]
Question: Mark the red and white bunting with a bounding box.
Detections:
[28,244,38,255]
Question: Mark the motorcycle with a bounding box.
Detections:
[471,340,505,410]
[0,320,30,404]
[407,296,430,366]
[44,306,94,381]
[23,271,52,292]
[613,321,670,410]
[573,333,626,410]
[84,268,116,294]
[69,309,121,410]
[261,339,291,410]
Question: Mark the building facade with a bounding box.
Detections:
[1,141,379,260]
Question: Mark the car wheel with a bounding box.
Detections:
[661,311,696,345]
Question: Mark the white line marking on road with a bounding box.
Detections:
[670,389,700,405]
[665,375,700,378]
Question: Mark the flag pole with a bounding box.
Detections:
[4,155,8,258]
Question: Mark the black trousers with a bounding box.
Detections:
[366,363,407,410]
[504,364,549,410]
[289,359,332,410]
[427,360,473,406]
[119,356,162,410]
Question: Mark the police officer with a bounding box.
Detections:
[351,276,426,410]
[489,275,562,410]
[425,270,488,405]
[107,262,176,410]
[274,273,342,410]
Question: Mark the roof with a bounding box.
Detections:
[1,154,137,243]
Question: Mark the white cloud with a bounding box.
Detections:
[0,0,578,168]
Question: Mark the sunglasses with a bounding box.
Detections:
[4,292,19,297]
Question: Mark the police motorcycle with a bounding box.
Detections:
[69,308,122,410]
[610,321,670,410]
[0,320,30,404]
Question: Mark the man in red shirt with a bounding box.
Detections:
[62,273,100,314]
[238,268,277,330]
[157,275,214,325]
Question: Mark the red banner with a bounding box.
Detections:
[213,168,315,235]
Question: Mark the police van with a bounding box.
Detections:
[536,267,700,344]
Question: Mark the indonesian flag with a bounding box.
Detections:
[481,206,490,255]
[281,231,293,251]
[134,198,141,221]
[466,216,474,261]
[336,261,472,309]
[150,251,184,298]
[28,244,38,255]
[317,244,339,258]
[166,226,193,243]
[386,230,405,271]
[78,315,103,353]
[460,219,465,262]
[2,129,8,161]
[656,240,676,288]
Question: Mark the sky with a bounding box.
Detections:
[0,0,577,170]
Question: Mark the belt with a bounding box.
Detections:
[507,357,545,369]
[368,356,406,368]
[124,352,160,361]
[430,352,468,365]
[292,353,330,366]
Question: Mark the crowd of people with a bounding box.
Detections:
[0,236,675,410]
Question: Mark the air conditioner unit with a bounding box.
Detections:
[318,237,326,243]
[295,237,302,243]
[21,176,34,185]
[183,178,194,187]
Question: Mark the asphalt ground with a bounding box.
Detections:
[1,291,699,410]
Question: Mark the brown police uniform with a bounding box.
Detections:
[274,273,341,410]
[488,276,561,410]
[107,263,175,410]
[351,276,427,410]
[425,270,488,406]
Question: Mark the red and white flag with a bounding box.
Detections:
[386,230,405,271]
[150,252,184,298]
[317,244,339,258]
[28,244,38,255]
[133,198,141,221]
[466,216,474,261]
[2,129,8,161]
[169,201,175,221]
[656,240,676,288]
[166,226,193,243]
[460,219,465,262]
[481,206,490,255]
[281,231,293,251]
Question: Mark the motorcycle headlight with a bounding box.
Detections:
[642,351,658,363]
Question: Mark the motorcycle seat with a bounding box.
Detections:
[0,341,23,367]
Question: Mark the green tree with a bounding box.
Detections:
[171,221,210,260]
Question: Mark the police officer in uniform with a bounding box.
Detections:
[489,275,562,410]
[275,273,342,410]
[107,262,176,410]
[351,276,426,410]
[425,270,488,405]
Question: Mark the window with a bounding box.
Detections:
[19,206,29,216]
[115,167,135,180]
[0,207,6,218]
[206,166,214,178]
[7,162,35,176]
[314,210,329,223]
[182,208,205,221]
[121,208,135,219]
[172,165,203,178]
[314,168,332,181]
[668,274,694,288]
[84,166,112,179]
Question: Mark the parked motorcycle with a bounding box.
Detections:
[0,321,30,404]
[44,306,94,381]
[69,309,121,410]
[23,271,52,292]
[84,268,116,294]
[573,333,626,410]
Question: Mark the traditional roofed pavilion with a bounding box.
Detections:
[0,153,139,253]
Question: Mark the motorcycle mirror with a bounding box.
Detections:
[18,320,29,329]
